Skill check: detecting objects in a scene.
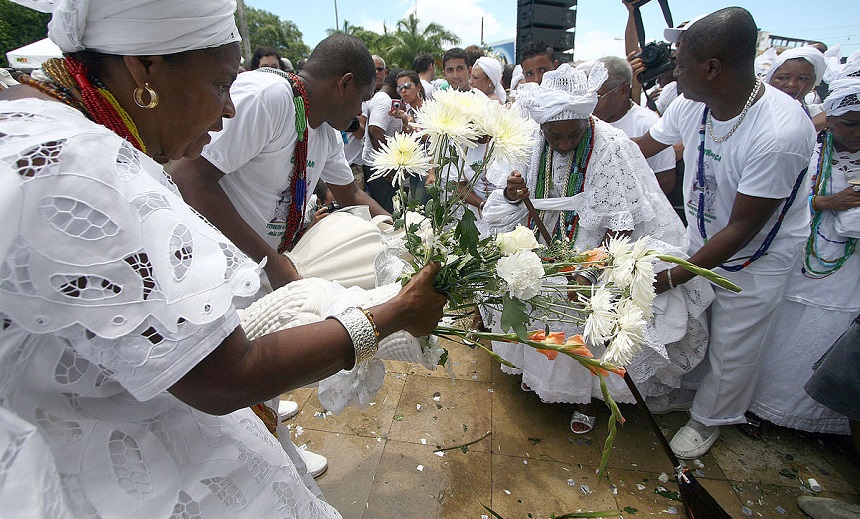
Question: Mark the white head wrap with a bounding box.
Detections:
[510,64,524,92]
[516,62,608,124]
[765,46,827,86]
[474,56,506,104]
[12,0,240,55]
[822,78,860,117]
[824,49,860,85]
[754,48,777,78]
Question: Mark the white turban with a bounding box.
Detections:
[517,62,608,124]
[824,49,860,85]
[754,48,777,78]
[510,64,524,92]
[474,56,506,104]
[822,78,860,117]
[765,46,826,86]
[13,0,240,55]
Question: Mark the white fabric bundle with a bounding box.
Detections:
[765,46,827,86]
[516,62,608,124]
[474,56,507,104]
[510,64,524,93]
[12,0,240,55]
[822,78,860,117]
[824,49,860,85]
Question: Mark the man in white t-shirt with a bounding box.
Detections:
[174,34,385,291]
[172,34,387,477]
[593,56,677,196]
[413,51,436,100]
[362,68,403,213]
[636,8,816,459]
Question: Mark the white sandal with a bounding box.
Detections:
[570,410,596,435]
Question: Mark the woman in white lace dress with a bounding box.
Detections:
[748,78,860,435]
[482,63,714,434]
[0,1,445,517]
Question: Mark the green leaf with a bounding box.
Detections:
[500,294,530,340]
[455,209,481,258]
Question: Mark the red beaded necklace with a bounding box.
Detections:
[20,56,146,153]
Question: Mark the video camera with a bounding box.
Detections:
[630,0,675,88]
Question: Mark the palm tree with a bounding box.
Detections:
[385,13,460,69]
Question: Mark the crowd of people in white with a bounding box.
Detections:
[0,0,858,517]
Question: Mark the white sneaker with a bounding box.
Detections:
[277,399,299,420]
[299,448,328,478]
[670,425,720,459]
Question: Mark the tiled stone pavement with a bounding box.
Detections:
[285,339,860,519]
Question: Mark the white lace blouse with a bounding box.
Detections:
[0,99,341,518]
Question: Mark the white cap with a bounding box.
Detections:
[664,13,709,44]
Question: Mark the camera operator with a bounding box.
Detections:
[304,181,340,229]
[622,0,679,113]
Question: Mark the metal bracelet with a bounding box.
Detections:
[579,268,599,285]
[329,307,379,364]
[666,267,675,290]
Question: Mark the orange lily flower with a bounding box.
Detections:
[529,330,566,360]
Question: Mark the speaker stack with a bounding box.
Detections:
[516,0,578,64]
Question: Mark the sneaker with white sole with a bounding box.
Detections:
[670,425,720,459]
[277,399,299,420]
[299,448,328,478]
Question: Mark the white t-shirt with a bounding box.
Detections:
[611,103,677,175]
[202,71,355,251]
[362,90,400,164]
[420,78,435,100]
[655,81,679,115]
[649,84,816,272]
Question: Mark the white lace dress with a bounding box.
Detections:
[481,118,714,403]
[749,147,860,434]
[0,99,341,518]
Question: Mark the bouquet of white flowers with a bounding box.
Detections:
[370,88,739,477]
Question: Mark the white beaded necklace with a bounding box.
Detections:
[707,79,762,143]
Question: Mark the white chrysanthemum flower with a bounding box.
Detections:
[582,286,616,344]
[368,132,433,186]
[496,250,544,300]
[629,237,658,319]
[496,225,540,255]
[604,299,646,366]
[482,101,534,169]
[414,90,481,160]
[606,235,634,289]
[630,260,656,320]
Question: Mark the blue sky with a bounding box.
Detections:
[247,0,860,60]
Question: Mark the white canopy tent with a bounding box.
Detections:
[6,37,62,69]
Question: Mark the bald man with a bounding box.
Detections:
[636,7,816,459]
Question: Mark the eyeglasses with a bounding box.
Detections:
[597,84,625,100]
[396,82,414,91]
[375,67,386,72]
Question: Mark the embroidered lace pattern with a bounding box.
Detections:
[0,100,342,518]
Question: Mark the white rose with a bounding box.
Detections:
[496,225,540,256]
[496,250,544,300]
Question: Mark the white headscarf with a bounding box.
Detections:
[755,48,777,78]
[510,64,524,92]
[824,49,860,85]
[474,56,506,104]
[13,0,240,55]
[516,62,608,124]
[822,78,860,117]
[765,46,827,86]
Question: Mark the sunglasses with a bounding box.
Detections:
[376,67,386,72]
[396,82,415,91]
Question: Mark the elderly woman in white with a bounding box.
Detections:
[481,63,714,434]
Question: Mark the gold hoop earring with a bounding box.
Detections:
[133,83,159,109]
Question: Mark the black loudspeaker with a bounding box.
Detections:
[516,0,577,63]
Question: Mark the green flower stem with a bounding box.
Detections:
[433,327,625,375]
[657,254,741,292]
[433,430,491,452]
